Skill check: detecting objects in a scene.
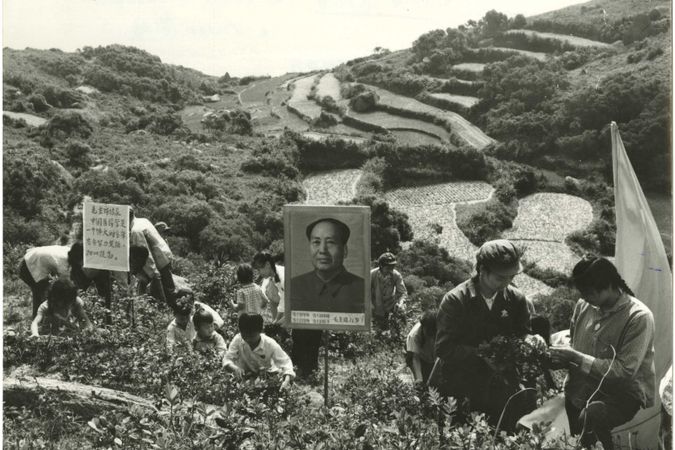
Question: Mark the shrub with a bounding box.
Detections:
[456,198,517,247]
[65,141,93,173]
[398,240,473,287]
[343,195,413,256]
[28,94,50,112]
[349,90,379,112]
[534,286,578,332]
[44,111,94,140]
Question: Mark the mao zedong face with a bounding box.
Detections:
[309,220,347,279]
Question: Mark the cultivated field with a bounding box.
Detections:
[316,72,342,100]
[300,131,368,144]
[303,169,363,205]
[239,74,298,105]
[503,193,593,274]
[384,182,494,206]
[2,111,47,127]
[505,29,612,48]
[384,182,553,297]
[426,92,480,108]
[347,110,450,141]
[503,193,593,242]
[390,130,444,147]
[451,63,486,72]
[367,85,495,149]
[288,74,323,121]
[487,47,549,61]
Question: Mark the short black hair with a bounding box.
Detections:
[236,263,254,284]
[305,218,350,244]
[238,313,264,335]
[47,278,78,310]
[192,308,214,327]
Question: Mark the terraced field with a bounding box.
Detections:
[426,92,479,108]
[503,193,593,242]
[385,182,552,297]
[303,169,363,205]
[347,110,449,142]
[504,193,593,275]
[367,85,495,149]
[239,74,298,105]
[301,131,368,144]
[452,63,486,72]
[316,72,341,100]
[505,29,612,48]
[288,74,322,121]
[3,111,47,126]
[487,46,548,61]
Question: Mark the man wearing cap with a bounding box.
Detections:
[435,239,534,431]
[290,218,365,314]
[371,252,408,329]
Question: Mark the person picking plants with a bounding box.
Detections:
[550,256,655,450]
[222,313,294,392]
[434,239,543,431]
[405,308,437,385]
[30,278,94,337]
[166,288,224,353]
[371,252,408,330]
[192,308,227,358]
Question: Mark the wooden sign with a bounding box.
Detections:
[83,202,130,272]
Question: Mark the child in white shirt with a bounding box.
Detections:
[222,313,294,391]
[166,288,224,352]
[192,308,227,358]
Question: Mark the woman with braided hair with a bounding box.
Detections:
[550,256,656,450]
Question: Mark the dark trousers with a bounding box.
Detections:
[565,395,640,450]
[660,406,672,450]
[18,260,50,318]
[159,264,176,308]
[291,329,322,377]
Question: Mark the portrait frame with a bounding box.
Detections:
[284,205,371,331]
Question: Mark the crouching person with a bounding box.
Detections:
[192,308,227,358]
[166,288,224,353]
[222,313,294,391]
[30,278,94,337]
[406,309,437,386]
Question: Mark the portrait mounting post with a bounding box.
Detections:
[284,205,371,332]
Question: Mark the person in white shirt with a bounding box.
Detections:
[222,313,294,391]
[166,288,224,353]
[129,208,175,305]
[405,309,437,384]
[192,308,227,358]
[19,245,71,317]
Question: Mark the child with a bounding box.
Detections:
[192,308,227,357]
[405,309,437,384]
[166,288,224,352]
[232,263,269,317]
[222,313,294,391]
[30,278,94,337]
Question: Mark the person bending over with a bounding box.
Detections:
[30,278,94,337]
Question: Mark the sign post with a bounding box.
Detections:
[284,205,371,409]
[82,202,130,325]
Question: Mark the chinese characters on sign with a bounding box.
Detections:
[83,202,130,272]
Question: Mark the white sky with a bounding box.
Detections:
[3,0,585,77]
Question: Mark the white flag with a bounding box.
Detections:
[611,121,672,450]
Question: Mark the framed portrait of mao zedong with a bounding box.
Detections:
[284,205,371,331]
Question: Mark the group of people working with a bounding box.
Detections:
[18,206,661,450]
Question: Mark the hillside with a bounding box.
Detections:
[2,1,672,447]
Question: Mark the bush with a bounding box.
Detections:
[534,286,578,332]
[456,198,517,247]
[45,111,94,140]
[343,195,413,256]
[566,218,615,256]
[65,141,93,173]
[349,90,379,112]
[398,240,473,287]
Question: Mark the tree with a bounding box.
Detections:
[481,10,509,37]
[510,14,527,29]
[344,196,413,256]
